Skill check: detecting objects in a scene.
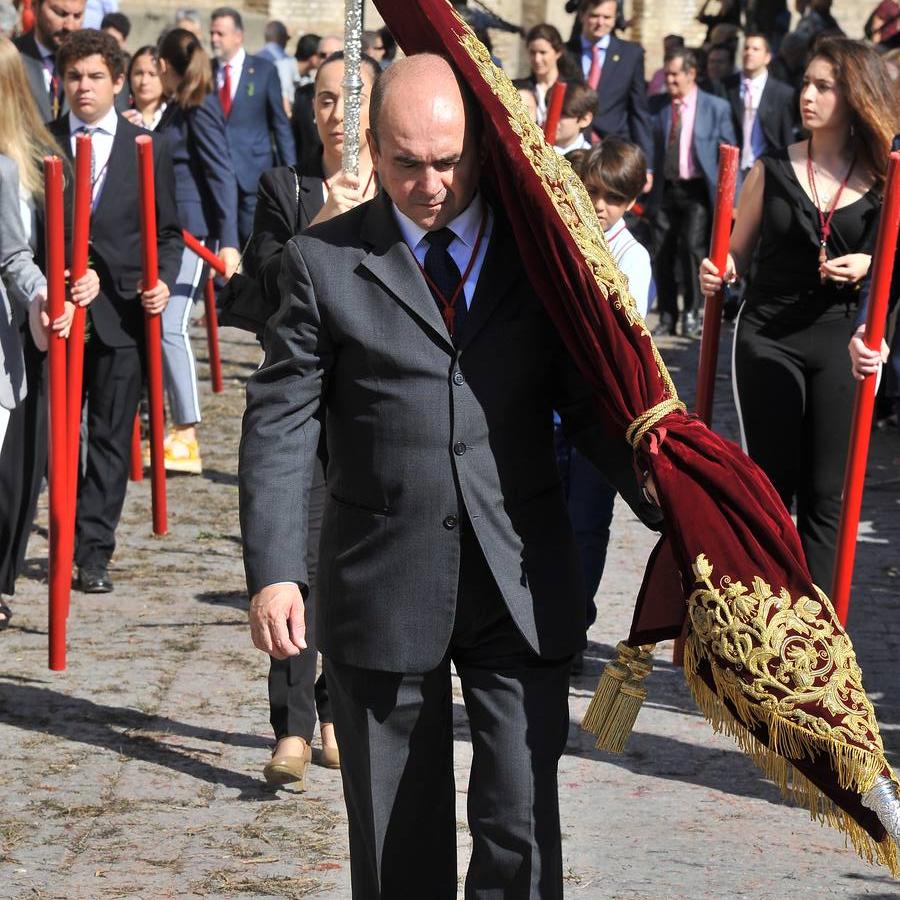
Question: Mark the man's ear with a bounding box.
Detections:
[577,111,593,129]
[625,197,637,212]
[365,128,379,166]
[112,72,126,96]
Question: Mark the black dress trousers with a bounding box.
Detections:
[325,519,572,899]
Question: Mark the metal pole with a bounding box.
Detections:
[342,0,364,177]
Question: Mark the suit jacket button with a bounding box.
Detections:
[443,515,457,530]
[453,441,467,456]
[453,371,465,385]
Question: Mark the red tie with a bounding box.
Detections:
[587,43,602,90]
[219,63,232,118]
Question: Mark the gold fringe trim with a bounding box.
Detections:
[683,634,900,877]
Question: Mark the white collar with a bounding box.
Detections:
[35,37,54,61]
[742,69,768,86]
[69,105,120,136]
[582,33,611,50]
[393,192,485,252]
[224,47,246,70]
[554,135,591,156]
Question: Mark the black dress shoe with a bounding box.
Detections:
[681,311,701,338]
[651,313,677,336]
[75,567,113,593]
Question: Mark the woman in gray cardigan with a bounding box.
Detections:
[0,153,99,629]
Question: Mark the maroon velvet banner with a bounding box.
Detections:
[372,0,897,874]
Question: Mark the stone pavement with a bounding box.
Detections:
[0,316,897,899]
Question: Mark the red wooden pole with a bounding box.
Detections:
[136,135,167,535]
[130,413,144,481]
[543,80,566,146]
[21,0,35,32]
[831,150,900,624]
[203,275,224,393]
[44,156,68,671]
[181,229,225,275]
[181,230,225,393]
[65,133,91,555]
[695,143,739,426]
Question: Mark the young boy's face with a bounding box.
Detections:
[63,54,124,124]
[554,111,592,148]
[586,182,635,231]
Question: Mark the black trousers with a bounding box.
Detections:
[734,300,856,588]
[325,523,572,899]
[0,328,47,595]
[653,178,710,319]
[74,338,143,570]
[267,456,332,741]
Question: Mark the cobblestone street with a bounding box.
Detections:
[0,314,897,899]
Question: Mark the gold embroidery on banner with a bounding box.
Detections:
[687,553,883,757]
[683,554,898,877]
[449,8,679,402]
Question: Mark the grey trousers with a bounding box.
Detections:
[161,244,204,426]
[325,525,572,899]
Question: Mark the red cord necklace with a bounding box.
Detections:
[417,212,488,336]
[805,138,855,281]
[324,167,376,199]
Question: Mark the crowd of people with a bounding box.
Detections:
[0,0,898,894]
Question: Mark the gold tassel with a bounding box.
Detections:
[582,642,655,753]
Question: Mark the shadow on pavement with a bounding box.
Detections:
[196,590,248,611]
[0,680,271,800]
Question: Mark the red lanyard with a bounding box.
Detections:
[324,167,376,199]
[418,212,488,335]
[806,139,855,273]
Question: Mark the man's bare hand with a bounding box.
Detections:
[249,582,307,659]
[140,280,170,315]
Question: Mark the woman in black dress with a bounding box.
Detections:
[245,51,381,789]
[699,37,899,590]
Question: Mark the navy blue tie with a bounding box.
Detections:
[424,227,466,339]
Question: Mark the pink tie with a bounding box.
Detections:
[587,44,602,90]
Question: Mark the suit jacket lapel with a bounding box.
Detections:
[456,214,518,351]
[359,193,454,351]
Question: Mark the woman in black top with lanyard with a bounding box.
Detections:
[245,51,381,789]
[699,37,898,590]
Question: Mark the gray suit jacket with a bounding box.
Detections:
[239,191,656,673]
[649,89,738,209]
[0,155,45,411]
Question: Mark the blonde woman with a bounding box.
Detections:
[0,37,100,626]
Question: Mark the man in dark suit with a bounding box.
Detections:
[240,54,658,898]
[48,30,181,591]
[209,6,296,246]
[566,0,654,183]
[721,33,796,181]
[649,47,736,337]
[15,0,85,121]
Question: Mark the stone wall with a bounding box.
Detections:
[121,0,874,80]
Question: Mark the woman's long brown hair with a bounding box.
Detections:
[157,27,213,110]
[810,36,899,188]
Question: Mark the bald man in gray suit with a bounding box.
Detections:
[240,54,659,899]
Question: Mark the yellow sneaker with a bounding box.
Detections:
[162,434,203,474]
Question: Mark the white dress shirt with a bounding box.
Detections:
[580,33,611,80]
[393,193,494,311]
[740,70,768,170]
[69,105,119,208]
[36,37,55,91]
[216,47,246,103]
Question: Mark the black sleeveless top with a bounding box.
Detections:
[745,148,881,314]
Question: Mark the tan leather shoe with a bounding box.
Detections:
[263,738,312,789]
[318,745,341,769]
[318,722,340,769]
